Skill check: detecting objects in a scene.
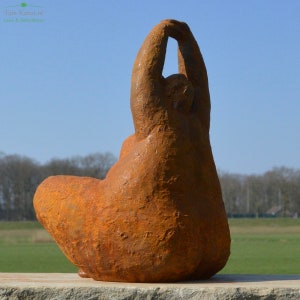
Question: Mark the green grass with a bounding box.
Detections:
[0,219,300,274]
[220,233,300,274]
[0,221,77,273]
[0,243,77,272]
[228,217,300,227]
[0,221,43,230]
[220,218,300,274]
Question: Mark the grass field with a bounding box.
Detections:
[0,222,77,273]
[221,218,300,274]
[0,218,299,274]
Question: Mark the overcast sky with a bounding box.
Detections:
[1,0,299,174]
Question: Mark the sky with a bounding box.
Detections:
[1,1,299,174]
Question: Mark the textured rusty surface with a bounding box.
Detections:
[33,19,230,283]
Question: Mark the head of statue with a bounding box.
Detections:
[164,74,194,113]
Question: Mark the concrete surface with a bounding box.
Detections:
[0,273,300,299]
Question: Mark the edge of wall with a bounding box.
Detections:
[1,273,300,300]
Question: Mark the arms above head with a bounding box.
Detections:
[131,20,211,139]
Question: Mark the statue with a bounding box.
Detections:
[34,19,230,283]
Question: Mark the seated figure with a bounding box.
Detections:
[34,19,231,283]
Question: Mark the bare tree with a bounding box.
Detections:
[219,167,300,218]
[0,152,116,221]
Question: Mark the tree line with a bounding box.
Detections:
[219,167,300,218]
[0,152,299,220]
[0,152,116,221]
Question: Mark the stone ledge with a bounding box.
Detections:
[0,273,300,300]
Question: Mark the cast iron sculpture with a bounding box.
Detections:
[34,19,230,283]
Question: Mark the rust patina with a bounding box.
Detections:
[34,19,231,283]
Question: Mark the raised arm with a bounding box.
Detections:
[169,20,211,130]
[130,21,170,139]
[130,20,211,138]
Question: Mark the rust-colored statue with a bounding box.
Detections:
[34,19,230,283]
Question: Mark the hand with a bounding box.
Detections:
[160,19,192,41]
